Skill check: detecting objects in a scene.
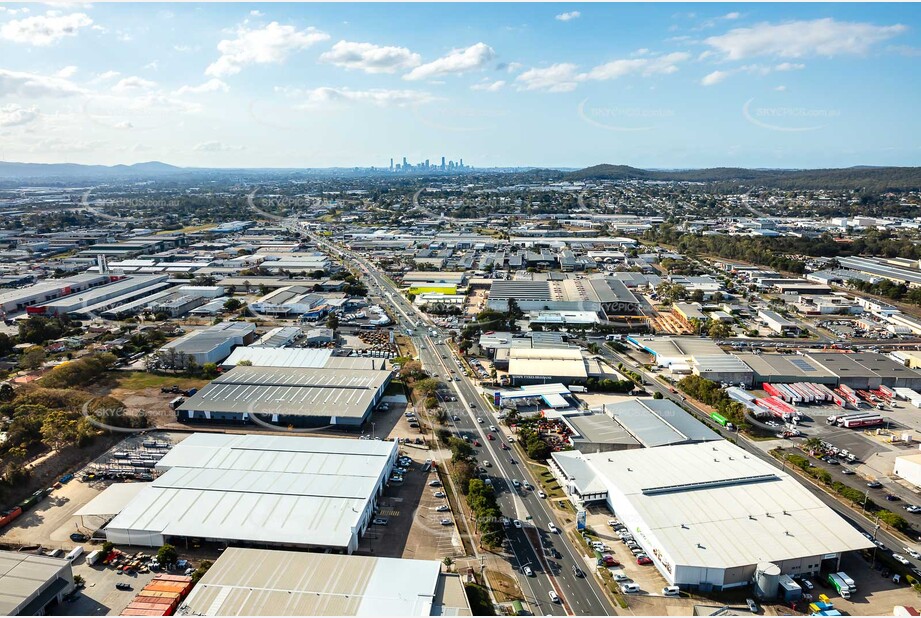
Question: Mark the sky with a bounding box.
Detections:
[0,2,919,169]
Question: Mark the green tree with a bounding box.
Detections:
[326,313,339,330]
[40,409,78,451]
[707,321,732,340]
[653,391,664,399]
[223,298,243,312]
[156,544,179,565]
[20,346,46,370]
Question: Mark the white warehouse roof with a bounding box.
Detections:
[582,441,872,571]
[105,434,397,551]
[179,547,471,616]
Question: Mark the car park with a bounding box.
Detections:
[436,505,450,512]
[622,583,640,593]
[613,573,630,582]
[637,554,653,565]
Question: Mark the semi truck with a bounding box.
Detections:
[826,573,851,599]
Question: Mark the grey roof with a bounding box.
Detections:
[488,280,551,301]
[0,551,71,616]
[566,413,640,447]
[178,366,391,419]
[736,353,838,383]
[179,547,470,617]
[608,399,721,448]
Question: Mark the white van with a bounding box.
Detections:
[65,546,83,562]
[663,586,680,596]
[622,583,640,593]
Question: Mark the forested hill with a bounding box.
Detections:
[565,165,921,191]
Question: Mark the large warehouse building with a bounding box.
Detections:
[177,548,471,616]
[103,434,397,553]
[177,365,392,428]
[550,441,872,590]
[0,550,75,616]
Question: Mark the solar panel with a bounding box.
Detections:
[789,358,817,372]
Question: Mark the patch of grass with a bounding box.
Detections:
[115,372,209,391]
[485,569,523,603]
[465,583,496,616]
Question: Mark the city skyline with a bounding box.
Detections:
[0,3,919,169]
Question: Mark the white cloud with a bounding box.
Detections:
[586,52,689,80]
[506,62,523,73]
[144,60,159,71]
[555,11,581,22]
[705,18,906,60]
[403,42,495,81]
[173,78,229,95]
[723,12,741,20]
[55,65,78,78]
[700,62,806,86]
[249,10,264,17]
[91,70,120,84]
[320,40,421,74]
[0,68,84,98]
[774,85,787,91]
[701,70,730,86]
[515,63,581,93]
[0,104,39,127]
[293,86,437,107]
[471,79,505,92]
[194,141,244,152]
[111,76,158,94]
[206,21,330,77]
[0,10,93,46]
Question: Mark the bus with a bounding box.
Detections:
[711,412,729,427]
[826,573,851,599]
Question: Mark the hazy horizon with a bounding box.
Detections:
[1,2,919,169]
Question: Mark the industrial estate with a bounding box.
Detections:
[1,2,921,617]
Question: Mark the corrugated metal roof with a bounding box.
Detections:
[581,442,873,570]
[179,548,464,616]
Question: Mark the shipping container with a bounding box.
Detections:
[0,506,22,528]
[842,415,883,429]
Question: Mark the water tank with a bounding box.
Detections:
[754,562,781,599]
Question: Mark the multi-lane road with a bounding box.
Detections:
[318,236,615,616]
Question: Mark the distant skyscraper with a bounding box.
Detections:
[460,158,464,169]
[389,158,393,171]
[402,157,408,168]
[441,156,446,170]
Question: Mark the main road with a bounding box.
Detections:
[311,233,616,616]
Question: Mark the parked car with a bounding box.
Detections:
[523,565,533,577]
[440,519,452,526]
[433,491,446,498]
[802,579,814,590]
[893,553,911,565]
[513,519,522,529]
[429,480,442,487]
[637,554,653,565]
[436,505,450,512]
[746,598,759,614]
[663,586,680,596]
[70,533,88,542]
[115,583,132,591]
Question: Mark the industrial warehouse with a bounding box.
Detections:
[100,434,398,553]
[550,441,872,591]
[177,548,471,616]
[176,364,392,427]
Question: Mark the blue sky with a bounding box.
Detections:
[0,2,919,169]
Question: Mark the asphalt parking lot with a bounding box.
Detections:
[50,560,156,616]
